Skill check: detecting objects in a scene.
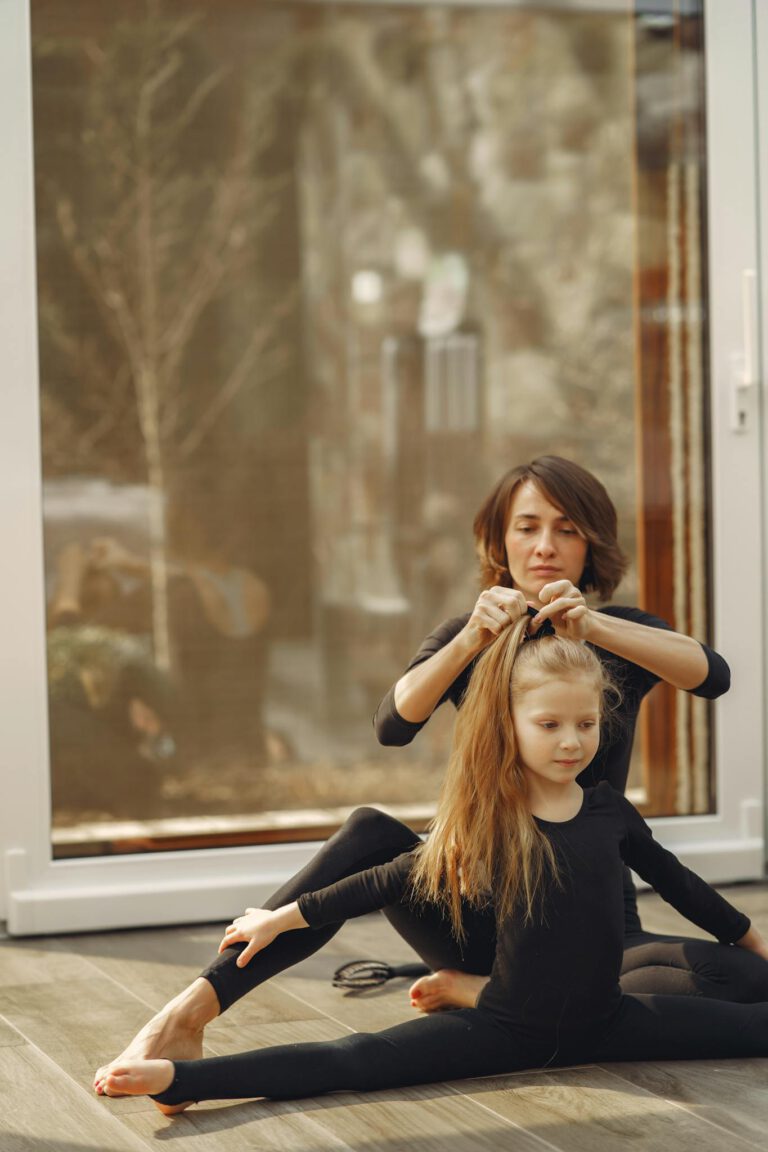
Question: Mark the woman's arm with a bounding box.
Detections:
[380,588,529,739]
[531,582,728,695]
[580,610,709,691]
[735,923,768,962]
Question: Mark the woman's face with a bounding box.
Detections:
[504,481,589,606]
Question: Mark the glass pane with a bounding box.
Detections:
[31,0,711,858]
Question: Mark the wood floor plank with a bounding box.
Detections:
[70,924,326,1028]
[0,1042,152,1152]
[602,1059,768,1148]
[0,1015,27,1048]
[452,1064,764,1152]
[0,976,170,1117]
[57,923,224,1005]
[121,1097,356,1151]
[133,1084,561,1152]
[211,1008,347,1054]
[0,936,97,988]
[276,1083,559,1152]
[273,962,416,1033]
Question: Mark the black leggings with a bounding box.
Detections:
[155,994,768,1105]
[202,807,768,1012]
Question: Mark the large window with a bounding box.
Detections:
[30,0,715,857]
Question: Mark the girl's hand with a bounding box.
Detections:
[530,580,594,640]
[218,907,281,968]
[464,586,530,651]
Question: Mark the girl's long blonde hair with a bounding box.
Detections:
[409,620,615,940]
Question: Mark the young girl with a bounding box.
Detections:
[96,619,768,1109]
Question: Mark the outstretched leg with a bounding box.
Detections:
[620,931,768,1001]
[99,1008,526,1106]
[591,991,768,1064]
[95,807,473,1099]
[100,992,768,1108]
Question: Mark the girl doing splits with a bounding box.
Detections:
[95,623,768,1108]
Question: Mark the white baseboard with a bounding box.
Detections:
[5,835,765,936]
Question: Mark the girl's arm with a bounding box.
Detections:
[532,584,729,696]
[218,852,416,967]
[375,589,529,745]
[218,903,308,968]
[614,789,751,945]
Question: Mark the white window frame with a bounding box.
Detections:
[0,0,763,935]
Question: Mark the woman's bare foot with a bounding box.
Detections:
[93,977,218,1109]
[96,1059,182,1113]
[409,969,490,1012]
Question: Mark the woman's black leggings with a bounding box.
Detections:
[155,995,768,1105]
[201,807,768,1012]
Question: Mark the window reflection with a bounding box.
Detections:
[31,0,710,855]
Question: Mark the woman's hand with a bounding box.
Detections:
[219,906,292,968]
[736,925,768,963]
[530,580,594,641]
[463,586,530,652]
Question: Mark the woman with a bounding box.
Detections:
[95,625,768,1108]
[373,455,759,1011]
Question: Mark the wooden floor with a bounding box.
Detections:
[2,885,767,1152]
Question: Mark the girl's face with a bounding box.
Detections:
[503,481,589,605]
[512,676,601,789]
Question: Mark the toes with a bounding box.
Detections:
[103,1068,133,1096]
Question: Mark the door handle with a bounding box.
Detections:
[731,268,758,432]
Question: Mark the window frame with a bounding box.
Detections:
[0,0,763,935]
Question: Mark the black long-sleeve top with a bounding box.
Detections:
[299,784,748,1052]
[373,606,731,794]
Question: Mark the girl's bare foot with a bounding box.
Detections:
[409,969,490,1012]
[95,1058,185,1114]
[93,978,217,1099]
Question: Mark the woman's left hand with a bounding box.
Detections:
[736,925,768,963]
[530,580,594,640]
[218,907,281,967]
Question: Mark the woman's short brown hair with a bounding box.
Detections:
[472,456,628,601]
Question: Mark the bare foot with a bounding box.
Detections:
[93,978,217,1112]
[409,969,490,1013]
[97,1059,180,1112]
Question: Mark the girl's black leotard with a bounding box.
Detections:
[298,784,748,1044]
[160,785,766,1106]
[374,604,730,938]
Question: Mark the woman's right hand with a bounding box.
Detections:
[462,586,530,653]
